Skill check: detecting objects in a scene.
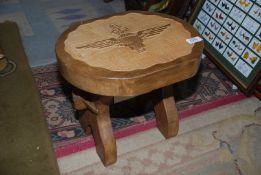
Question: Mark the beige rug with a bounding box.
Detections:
[58,97,261,175]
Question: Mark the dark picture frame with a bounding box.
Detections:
[188,0,261,95]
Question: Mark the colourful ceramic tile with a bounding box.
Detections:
[223,17,239,34]
[213,37,226,53]
[193,19,205,34]
[249,4,261,22]
[241,48,260,67]
[210,0,221,5]
[207,18,221,33]
[235,0,253,13]
[203,0,216,15]
[218,27,233,44]
[212,8,227,24]
[235,27,252,45]
[235,59,252,77]
[218,0,233,14]
[203,27,216,43]
[257,28,261,40]
[198,10,211,25]
[241,16,260,34]
[230,6,246,24]
[229,37,245,55]
[248,37,261,56]
[223,47,239,65]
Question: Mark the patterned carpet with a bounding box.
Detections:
[64,113,261,175]
[32,57,246,157]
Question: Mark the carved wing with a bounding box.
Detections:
[76,38,119,49]
[110,24,129,35]
[137,24,171,39]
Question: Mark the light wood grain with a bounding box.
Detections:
[154,86,179,138]
[56,11,204,96]
[64,13,193,72]
[56,11,204,166]
[73,93,117,166]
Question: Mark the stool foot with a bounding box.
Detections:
[74,94,117,166]
[154,86,179,138]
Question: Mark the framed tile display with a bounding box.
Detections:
[189,0,261,94]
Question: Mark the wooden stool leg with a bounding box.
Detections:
[73,94,117,166]
[154,85,179,138]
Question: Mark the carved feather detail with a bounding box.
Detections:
[76,23,171,52]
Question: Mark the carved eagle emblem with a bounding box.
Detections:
[76,23,171,52]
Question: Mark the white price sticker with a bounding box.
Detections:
[186,36,203,44]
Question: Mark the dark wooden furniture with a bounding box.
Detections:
[124,0,194,19]
[56,11,204,166]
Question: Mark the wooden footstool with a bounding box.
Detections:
[56,11,204,166]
